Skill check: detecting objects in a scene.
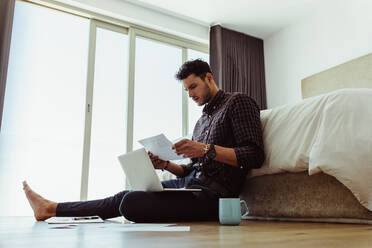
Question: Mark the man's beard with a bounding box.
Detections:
[200,85,212,106]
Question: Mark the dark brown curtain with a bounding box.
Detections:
[210,25,267,110]
[0,0,15,131]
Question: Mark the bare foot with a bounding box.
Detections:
[23,181,58,221]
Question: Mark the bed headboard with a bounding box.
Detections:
[301,53,372,99]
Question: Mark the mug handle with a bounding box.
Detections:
[240,200,249,217]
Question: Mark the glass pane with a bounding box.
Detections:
[187,49,210,135]
[133,37,183,149]
[87,28,129,200]
[0,2,89,215]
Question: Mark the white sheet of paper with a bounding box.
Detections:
[46,216,104,224]
[138,133,184,161]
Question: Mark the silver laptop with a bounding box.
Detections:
[118,148,201,192]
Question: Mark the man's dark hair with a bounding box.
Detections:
[175,59,212,81]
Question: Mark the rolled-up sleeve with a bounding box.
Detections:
[234,143,264,171]
[229,94,265,171]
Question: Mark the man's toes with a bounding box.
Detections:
[23,181,29,190]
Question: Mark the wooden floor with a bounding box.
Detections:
[1,217,372,247]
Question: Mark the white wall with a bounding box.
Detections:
[264,0,372,108]
[54,0,209,43]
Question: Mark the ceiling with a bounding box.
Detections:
[123,0,322,39]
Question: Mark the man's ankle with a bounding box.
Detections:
[47,202,58,216]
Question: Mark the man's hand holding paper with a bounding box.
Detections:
[171,139,205,158]
[138,134,185,161]
[147,151,168,170]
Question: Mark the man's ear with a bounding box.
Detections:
[206,72,213,83]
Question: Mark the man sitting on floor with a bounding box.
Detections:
[23,59,265,222]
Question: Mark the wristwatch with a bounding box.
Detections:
[161,160,170,172]
[204,144,216,160]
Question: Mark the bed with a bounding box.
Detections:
[240,53,372,224]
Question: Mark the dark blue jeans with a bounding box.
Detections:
[56,173,219,222]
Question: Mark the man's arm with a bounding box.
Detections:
[213,145,238,166]
[172,139,264,170]
[171,139,238,167]
[164,161,184,177]
[228,94,265,171]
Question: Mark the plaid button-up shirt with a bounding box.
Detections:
[181,90,265,195]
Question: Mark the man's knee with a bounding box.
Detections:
[119,191,143,222]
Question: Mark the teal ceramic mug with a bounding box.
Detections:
[219,198,249,225]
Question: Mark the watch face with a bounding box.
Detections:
[206,145,216,159]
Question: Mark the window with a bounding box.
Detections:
[0,1,208,216]
[87,27,129,200]
[0,1,89,216]
[132,37,183,149]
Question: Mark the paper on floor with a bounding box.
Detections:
[45,216,104,224]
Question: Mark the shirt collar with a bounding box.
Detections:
[203,90,225,115]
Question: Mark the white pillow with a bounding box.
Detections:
[250,93,329,177]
